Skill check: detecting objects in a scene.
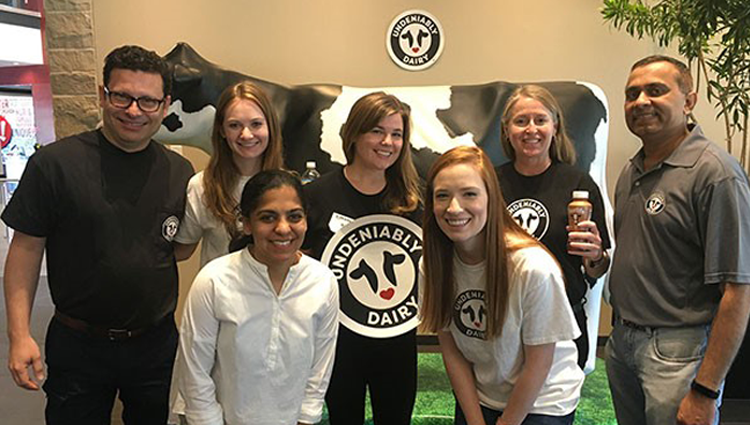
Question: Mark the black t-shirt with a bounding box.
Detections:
[2,130,194,328]
[496,161,611,305]
[303,168,421,260]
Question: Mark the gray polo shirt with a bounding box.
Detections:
[610,125,750,327]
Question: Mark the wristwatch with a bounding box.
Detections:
[691,379,720,400]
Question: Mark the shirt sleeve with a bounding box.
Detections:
[518,249,581,345]
[1,152,57,236]
[701,175,750,285]
[298,271,339,424]
[174,174,205,245]
[177,269,224,425]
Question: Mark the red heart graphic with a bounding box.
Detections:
[412,47,419,53]
[474,322,481,328]
[380,288,395,300]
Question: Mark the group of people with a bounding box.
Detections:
[3,43,749,425]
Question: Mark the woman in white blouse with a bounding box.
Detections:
[176,170,339,425]
[173,81,285,267]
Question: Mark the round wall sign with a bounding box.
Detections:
[386,10,444,71]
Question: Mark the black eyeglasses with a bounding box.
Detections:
[104,87,166,113]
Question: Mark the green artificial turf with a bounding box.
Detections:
[319,353,616,425]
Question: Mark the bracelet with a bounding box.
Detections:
[691,379,720,399]
[587,251,608,268]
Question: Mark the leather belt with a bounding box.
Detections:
[54,309,152,341]
[619,317,653,333]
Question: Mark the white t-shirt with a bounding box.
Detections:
[175,249,339,425]
[449,246,583,416]
[174,171,252,267]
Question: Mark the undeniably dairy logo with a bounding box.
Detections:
[386,10,444,71]
[162,215,180,242]
[321,214,421,338]
[645,191,666,215]
[507,198,550,240]
[453,289,486,340]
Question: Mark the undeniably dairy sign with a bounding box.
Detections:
[321,215,421,338]
[386,10,444,71]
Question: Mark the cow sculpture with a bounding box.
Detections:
[155,43,608,179]
[154,42,612,373]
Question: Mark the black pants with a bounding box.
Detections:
[572,307,589,370]
[43,315,178,425]
[325,326,417,425]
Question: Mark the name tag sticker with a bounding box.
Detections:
[328,212,354,233]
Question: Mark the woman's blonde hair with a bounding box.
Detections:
[421,146,540,339]
[341,91,421,214]
[203,81,284,237]
[500,85,576,165]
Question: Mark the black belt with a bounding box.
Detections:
[618,317,653,333]
[54,310,155,341]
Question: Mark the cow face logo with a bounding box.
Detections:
[162,215,180,242]
[387,10,444,71]
[506,198,550,240]
[454,290,486,340]
[321,215,422,338]
[645,192,666,215]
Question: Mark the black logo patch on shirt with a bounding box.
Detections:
[322,215,422,338]
[162,215,180,242]
[453,289,486,340]
[507,198,550,239]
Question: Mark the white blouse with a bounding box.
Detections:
[176,249,339,425]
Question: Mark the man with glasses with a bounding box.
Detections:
[2,45,193,424]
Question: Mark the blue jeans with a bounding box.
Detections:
[454,402,575,425]
[605,321,722,425]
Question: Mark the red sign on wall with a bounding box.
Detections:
[0,115,12,149]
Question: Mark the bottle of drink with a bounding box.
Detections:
[300,161,321,185]
[568,190,592,231]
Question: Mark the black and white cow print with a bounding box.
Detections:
[155,43,608,181]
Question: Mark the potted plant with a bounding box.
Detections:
[601,0,750,169]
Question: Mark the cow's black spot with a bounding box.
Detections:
[162,113,183,132]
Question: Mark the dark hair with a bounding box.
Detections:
[341,91,422,215]
[240,169,306,217]
[631,55,693,94]
[103,45,172,97]
[229,170,306,252]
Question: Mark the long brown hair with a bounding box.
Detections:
[341,91,421,214]
[500,85,576,165]
[203,81,284,237]
[421,146,540,339]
